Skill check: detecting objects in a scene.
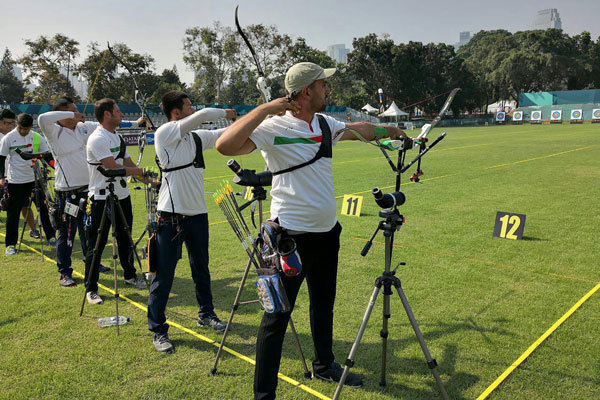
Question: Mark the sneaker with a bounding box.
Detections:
[197,315,227,332]
[314,361,363,388]
[86,291,104,305]
[153,333,175,354]
[59,273,76,287]
[5,245,17,256]
[48,237,57,246]
[124,276,147,290]
[29,229,41,239]
[99,264,111,274]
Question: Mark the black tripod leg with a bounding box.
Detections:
[17,193,34,254]
[114,199,144,277]
[393,282,449,400]
[80,203,109,317]
[211,255,254,375]
[288,316,311,379]
[333,283,383,400]
[380,282,392,386]
[134,228,147,249]
[34,187,45,262]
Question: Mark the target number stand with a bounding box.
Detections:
[340,195,364,217]
[570,109,583,124]
[592,109,600,124]
[493,211,526,240]
[550,110,563,124]
[512,111,523,125]
[495,111,506,124]
[530,111,543,125]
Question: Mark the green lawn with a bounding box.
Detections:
[0,123,599,400]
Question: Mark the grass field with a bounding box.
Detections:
[1,123,599,400]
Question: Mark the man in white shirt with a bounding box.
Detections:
[147,90,236,353]
[217,62,412,399]
[0,108,38,236]
[38,96,145,287]
[0,113,56,255]
[84,98,148,305]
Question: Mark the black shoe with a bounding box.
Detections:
[99,264,111,273]
[59,273,76,287]
[29,229,41,239]
[153,333,175,354]
[314,362,363,388]
[197,315,227,332]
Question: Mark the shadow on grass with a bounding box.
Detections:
[522,236,549,241]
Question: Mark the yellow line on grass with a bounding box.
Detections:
[3,233,332,400]
[335,174,458,199]
[485,146,593,170]
[476,283,600,400]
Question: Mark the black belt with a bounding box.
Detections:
[56,185,88,197]
[158,211,189,223]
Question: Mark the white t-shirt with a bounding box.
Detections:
[38,111,98,190]
[0,128,50,184]
[87,126,131,200]
[249,112,346,232]
[0,132,5,174]
[156,122,224,215]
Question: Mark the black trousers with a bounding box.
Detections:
[5,182,54,246]
[254,222,342,400]
[55,189,88,275]
[84,195,136,292]
[147,213,215,335]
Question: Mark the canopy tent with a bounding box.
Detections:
[379,101,409,117]
[361,103,379,114]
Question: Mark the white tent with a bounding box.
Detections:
[361,103,379,114]
[379,101,409,117]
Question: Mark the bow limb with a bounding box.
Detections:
[107,42,158,165]
[235,6,271,103]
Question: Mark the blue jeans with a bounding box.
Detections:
[147,213,215,335]
[55,189,88,275]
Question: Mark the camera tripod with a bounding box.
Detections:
[211,160,311,379]
[17,153,55,260]
[333,133,450,400]
[79,168,145,336]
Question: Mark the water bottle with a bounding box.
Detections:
[97,316,130,328]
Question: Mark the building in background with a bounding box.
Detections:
[455,31,472,49]
[533,9,562,30]
[326,44,350,64]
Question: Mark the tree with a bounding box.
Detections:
[19,34,81,103]
[183,22,240,104]
[78,42,158,104]
[148,67,187,104]
[0,48,26,103]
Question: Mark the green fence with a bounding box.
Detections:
[520,89,600,107]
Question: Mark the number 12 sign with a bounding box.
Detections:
[493,211,526,240]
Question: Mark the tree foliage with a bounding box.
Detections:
[18,34,81,103]
[0,48,26,103]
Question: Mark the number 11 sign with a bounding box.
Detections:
[340,195,364,217]
[493,211,526,240]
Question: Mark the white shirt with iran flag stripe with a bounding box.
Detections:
[249,111,346,233]
[86,126,131,200]
[0,128,50,184]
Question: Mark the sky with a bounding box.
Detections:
[2,0,599,85]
